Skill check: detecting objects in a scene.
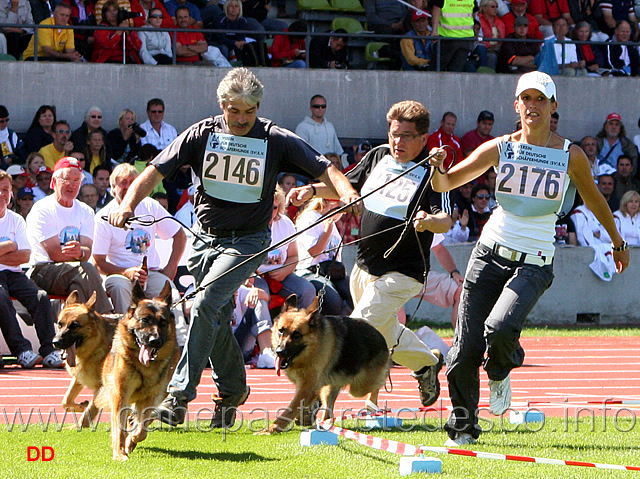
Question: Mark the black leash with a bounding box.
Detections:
[383,145,457,323]
[113,150,445,309]
[109,148,456,310]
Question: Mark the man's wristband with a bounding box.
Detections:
[310,184,316,197]
[612,241,628,252]
[450,269,460,278]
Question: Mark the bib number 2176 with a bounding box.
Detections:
[497,163,562,200]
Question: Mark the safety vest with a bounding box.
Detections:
[438,0,475,38]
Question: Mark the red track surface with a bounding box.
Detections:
[1,336,639,425]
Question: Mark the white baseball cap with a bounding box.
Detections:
[515,72,557,100]
[6,164,27,176]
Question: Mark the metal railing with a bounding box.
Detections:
[3,21,639,73]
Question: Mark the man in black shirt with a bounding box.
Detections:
[291,100,452,407]
[109,67,358,428]
[309,29,349,69]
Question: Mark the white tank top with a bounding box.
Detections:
[481,136,573,258]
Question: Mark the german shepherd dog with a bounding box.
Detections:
[97,281,179,461]
[265,295,391,433]
[53,291,117,427]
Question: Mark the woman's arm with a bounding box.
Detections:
[569,144,629,271]
[431,138,501,192]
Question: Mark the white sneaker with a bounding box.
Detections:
[489,374,512,415]
[444,433,476,447]
[256,348,275,369]
[42,351,64,368]
[17,350,42,369]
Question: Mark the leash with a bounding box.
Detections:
[114,150,446,309]
[384,144,457,325]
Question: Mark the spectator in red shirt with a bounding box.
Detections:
[528,0,574,37]
[502,0,543,40]
[175,7,230,66]
[269,19,306,68]
[426,112,463,166]
[460,111,495,158]
[92,1,141,63]
[130,0,173,29]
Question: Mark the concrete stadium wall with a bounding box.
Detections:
[5,63,640,145]
[4,63,640,327]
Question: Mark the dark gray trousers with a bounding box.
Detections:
[445,243,554,439]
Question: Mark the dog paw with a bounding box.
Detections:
[125,436,138,454]
[255,424,281,435]
[63,401,89,412]
[113,453,129,461]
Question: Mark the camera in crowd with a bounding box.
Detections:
[117,9,142,24]
[129,122,147,137]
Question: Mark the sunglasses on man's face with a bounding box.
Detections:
[475,194,491,200]
[311,104,327,109]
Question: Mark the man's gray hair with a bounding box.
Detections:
[217,68,264,107]
[85,105,103,121]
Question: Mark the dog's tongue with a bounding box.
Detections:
[275,356,282,377]
[65,344,76,367]
[139,345,153,367]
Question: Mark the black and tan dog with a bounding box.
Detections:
[96,281,179,461]
[53,291,118,427]
[265,295,391,433]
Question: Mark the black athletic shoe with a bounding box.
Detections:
[155,394,188,426]
[210,386,250,429]
[412,349,444,407]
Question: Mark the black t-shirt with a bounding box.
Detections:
[309,37,349,68]
[346,145,451,281]
[152,116,330,231]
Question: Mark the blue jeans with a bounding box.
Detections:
[0,271,55,357]
[254,272,316,310]
[445,242,554,439]
[168,229,271,402]
[300,270,353,316]
[283,59,306,68]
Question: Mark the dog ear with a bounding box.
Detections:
[156,281,172,305]
[66,290,80,305]
[131,280,146,306]
[85,291,97,310]
[282,294,298,312]
[306,296,320,316]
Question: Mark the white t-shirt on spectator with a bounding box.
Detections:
[93,197,181,270]
[0,209,30,272]
[257,215,295,274]
[26,195,95,264]
[296,210,342,271]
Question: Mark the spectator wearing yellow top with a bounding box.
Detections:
[39,120,73,169]
[23,3,83,61]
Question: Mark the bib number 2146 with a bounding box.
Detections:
[204,152,261,186]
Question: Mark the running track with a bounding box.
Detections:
[1,336,639,425]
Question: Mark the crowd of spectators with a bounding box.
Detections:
[2,79,640,367]
[2,0,639,73]
[4,99,640,247]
